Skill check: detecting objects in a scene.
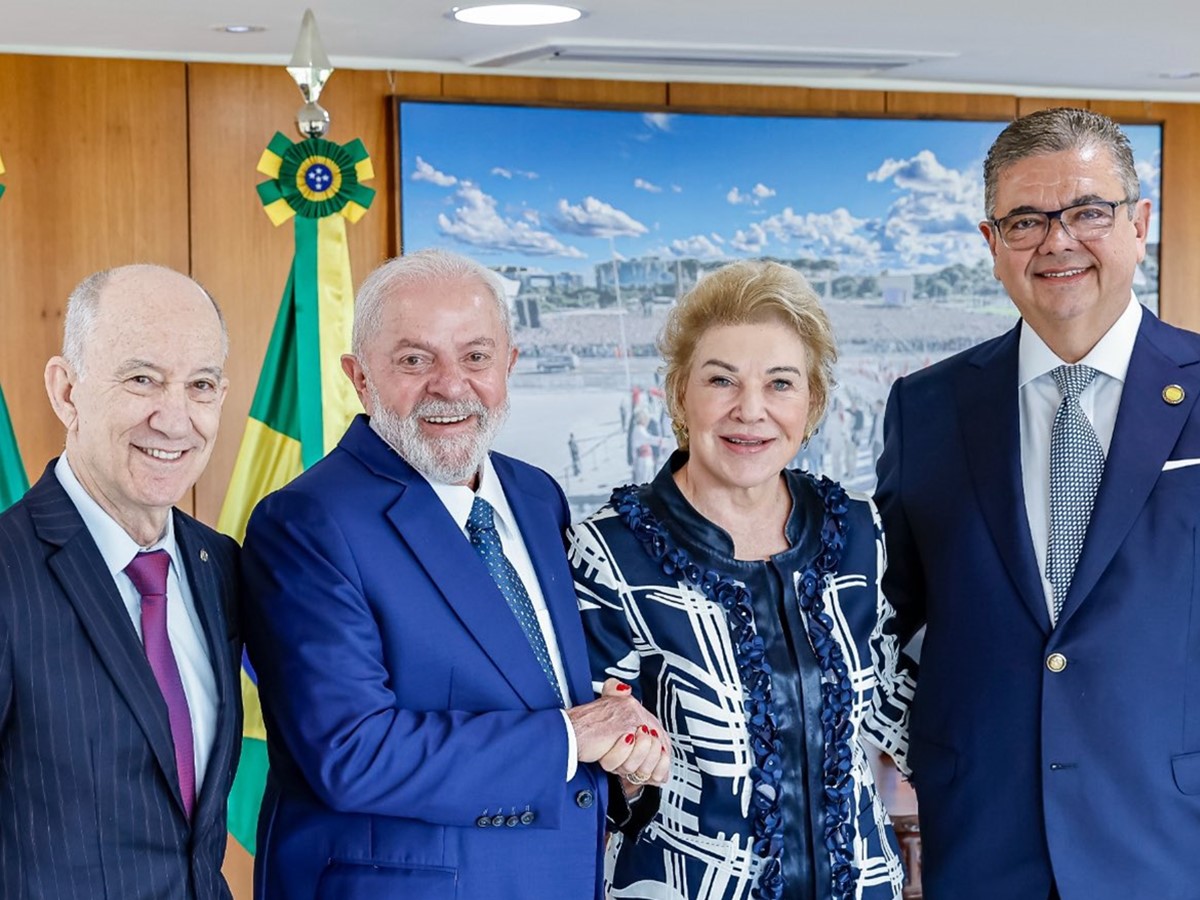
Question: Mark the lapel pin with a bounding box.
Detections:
[1163,384,1185,405]
[199,548,209,562]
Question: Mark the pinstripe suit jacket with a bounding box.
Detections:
[0,463,242,900]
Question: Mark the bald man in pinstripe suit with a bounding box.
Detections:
[0,265,242,900]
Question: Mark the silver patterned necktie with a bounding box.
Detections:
[1046,364,1106,624]
[466,496,565,706]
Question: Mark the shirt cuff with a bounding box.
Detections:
[561,709,578,781]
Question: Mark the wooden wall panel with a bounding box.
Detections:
[0,54,190,507]
[187,63,398,524]
[1017,97,1090,115]
[442,73,666,107]
[667,82,885,115]
[886,90,1017,121]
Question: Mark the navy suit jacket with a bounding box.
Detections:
[0,463,242,900]
[876,311,1200,899]
[242,416,607,900]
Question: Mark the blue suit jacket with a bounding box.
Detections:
[0,463,242,900]
[876,311,1200,899]
[242,416,607,900]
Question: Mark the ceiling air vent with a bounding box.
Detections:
[467,40,956,76]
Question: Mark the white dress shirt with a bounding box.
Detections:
[55,454,219,792]
[1018,293,1143,619]
[426,454,579,778]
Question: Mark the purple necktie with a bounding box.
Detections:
[124,550,196,819]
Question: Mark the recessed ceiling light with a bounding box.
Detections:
[214,24,266,34]
[1157,69,1200,80]
[451,4,583,26]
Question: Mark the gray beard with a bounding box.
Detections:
[366,382,509,485]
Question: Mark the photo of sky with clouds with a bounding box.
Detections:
[400,102,1162,280]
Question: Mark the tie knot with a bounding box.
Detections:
[125,550,170,598]
[1051,364,1097,400]
[466,495,497,538]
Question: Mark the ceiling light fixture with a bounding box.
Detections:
[215,24,266,34]
[452,4,583,26]
[1157,70,1200,80]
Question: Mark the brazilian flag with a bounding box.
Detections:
[218,132,374,855]
[0,385,28,512]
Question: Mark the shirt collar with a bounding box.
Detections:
[1018,291,1143,388]
[54,454,180,577]
[425,454,517,540]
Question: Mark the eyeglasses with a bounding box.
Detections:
[990,199,1134,250]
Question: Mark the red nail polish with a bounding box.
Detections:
[625,733,635,744]
[650,729,658,737]
[641,725,649,733]
[615,683,630,692]
[661,745,667,752]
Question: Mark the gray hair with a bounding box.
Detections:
[63,265,229,375]
[983,107,1140,219]
[351,249,513,361]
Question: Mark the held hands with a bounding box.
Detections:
[566,678,671,789]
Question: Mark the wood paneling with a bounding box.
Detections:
[187,64,396,523]
[667,82,885,115]
[886,90,1017,121]
[442,73,666,107]
[0,54,190,507]
[1017,97,1090,116]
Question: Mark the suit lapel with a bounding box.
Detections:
[28,469,182,813]
[385,469,562,710]
[1058,314,1200,626]
[955,327,1052,633]
[175,516,236,825]
[495,457,594,707]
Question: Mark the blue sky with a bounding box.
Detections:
[400,102,1162,280]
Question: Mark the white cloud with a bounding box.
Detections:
[710,232,725,244]
[491,166,512,179]
[412,156,457,187]
[671,184,683,193]
[867,149,989,269]
[634,177,662,193]
[760,206,882,272]
[670,234,725,259]
[522,208,541,224]
[1136,154,1161,202]
[643,113,674,132]
[437,183,586,259]
[730,222,768,254]
[728,183,775,206]
[555,196,648,238]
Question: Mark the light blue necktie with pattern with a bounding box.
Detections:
[467,496,565,706]
[1046,364,1106,624]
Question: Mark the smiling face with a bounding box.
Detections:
[45,267,228,545]
[980,145,1151,362]
[679,320,811,495]
[342,275,517,487]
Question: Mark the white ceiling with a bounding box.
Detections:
[4,0,1200,102]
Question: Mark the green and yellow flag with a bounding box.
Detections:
[0,385,28,512]
[219,132,374,854]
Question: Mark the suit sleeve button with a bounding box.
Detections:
[476,816,491,828]
[491,814,506,827]
[506,815,520,827]
[1046,652,1067,673]
[520,811,535,825]
[575,790,595,808]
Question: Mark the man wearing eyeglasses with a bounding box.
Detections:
[876,107,1200,899]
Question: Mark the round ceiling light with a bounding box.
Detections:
[451,4,583,26]
[214,24,266,34]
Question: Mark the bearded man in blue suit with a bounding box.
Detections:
[876,107,1200,899]
[242,249,669,900]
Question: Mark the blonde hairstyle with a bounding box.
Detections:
[659,259,837,448]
